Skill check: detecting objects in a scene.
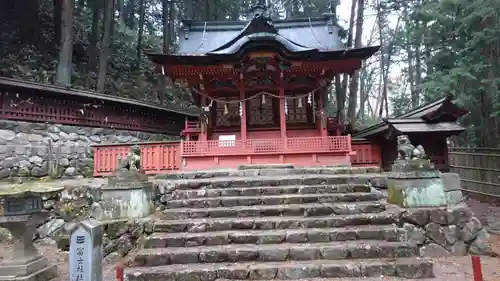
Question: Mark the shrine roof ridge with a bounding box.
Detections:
[353,95,469,139]
[182,15,342,30]
[0,76,198,117]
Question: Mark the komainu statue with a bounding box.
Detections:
[396,135,426,160]
[117,145,141,171]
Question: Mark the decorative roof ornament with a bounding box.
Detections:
[248,0,268,19]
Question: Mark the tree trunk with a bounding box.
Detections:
[88,0,101,72]
[117,0,126,31]
[414,28,423,106]
[168,0,175,51]
[53,0,62,48]
[97,0,115,93]
[162,0,171,54]
[204,0,211,20]
[136,0,146,66]
[55,0,74,86]
[346,0,364,122]
[336,0,357,123]
[405,17,418,108]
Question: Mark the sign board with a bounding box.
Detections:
[69,219,103,281]
[218,135,236,147]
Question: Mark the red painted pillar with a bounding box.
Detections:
[471,255,484,281]
[116,263,124,281]
[239,84,247,140]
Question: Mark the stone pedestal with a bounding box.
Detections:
[387,159,447,208]
[0,183,63,281]
[91,170,155,221]
[0,213,57,281]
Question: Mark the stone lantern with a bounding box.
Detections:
[0,183,64,281]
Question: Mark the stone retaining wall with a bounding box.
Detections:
[0,120,175,180]
[400,204,492,256]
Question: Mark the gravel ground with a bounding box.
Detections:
[2,197,500,281]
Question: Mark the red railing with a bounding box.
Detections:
[181,136,352,157]
[92,137,382,176]
[93,141,181,176]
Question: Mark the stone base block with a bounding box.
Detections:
[441,173,464,205]
[0,257,57,281]
[388,177,447,207]
[0,265,57,281]
[91,183,155,221]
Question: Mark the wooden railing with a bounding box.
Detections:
[181,136,352,157]
[92,136,383,176]
[93,141,181,176]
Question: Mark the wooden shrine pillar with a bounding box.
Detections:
[200,96,208,141]
[239,83,247,140]
[318,89,328,137]
[279,80,287,142]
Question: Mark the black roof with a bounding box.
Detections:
[147,13,379,65]
[353,96,469,139]
[0,77,198,117]
[178,15,345,55]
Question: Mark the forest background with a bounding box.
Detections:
[1,0,499,146]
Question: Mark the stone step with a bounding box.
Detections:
[125,258,433,280]
[169,184,371,199]
[159,201,386,220]
[156,166,381,180]
[153,210,399,233]
[143,225,404,248]
[165,192,383,209]
[155,173,383,190]
[133,240,418,266]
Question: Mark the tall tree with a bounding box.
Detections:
[55,0,74,86]
[88,0,101,72]
[162,0,173,54]
[346,0,365,122]
[97,0,115,93]
[136,0,146,66]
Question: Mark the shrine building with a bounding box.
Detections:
[146,2,379,170]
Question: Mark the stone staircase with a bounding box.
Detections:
[124,166,434,281]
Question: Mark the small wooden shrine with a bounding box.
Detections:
[147,1,379,170]
[353,95,469,171]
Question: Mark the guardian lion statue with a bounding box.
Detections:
[117,145,141,171]
[396,135,426,160]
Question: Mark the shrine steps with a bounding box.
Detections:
[124,258,433,280]
[169,183,372,199]
[143,225,405,248]
[125,166,434,280]
[159,202,386,220]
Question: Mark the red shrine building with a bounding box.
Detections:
[146,3,379,170]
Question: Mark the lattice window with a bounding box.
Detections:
[215,99,241,127]
[248,97,275,126]
[286,96,308,124]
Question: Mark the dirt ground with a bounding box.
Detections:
[2,198,500,281]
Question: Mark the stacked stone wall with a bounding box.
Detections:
[0,120,175,180]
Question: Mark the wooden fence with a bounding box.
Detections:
[449,147,500,199]
[92,140,382,176]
